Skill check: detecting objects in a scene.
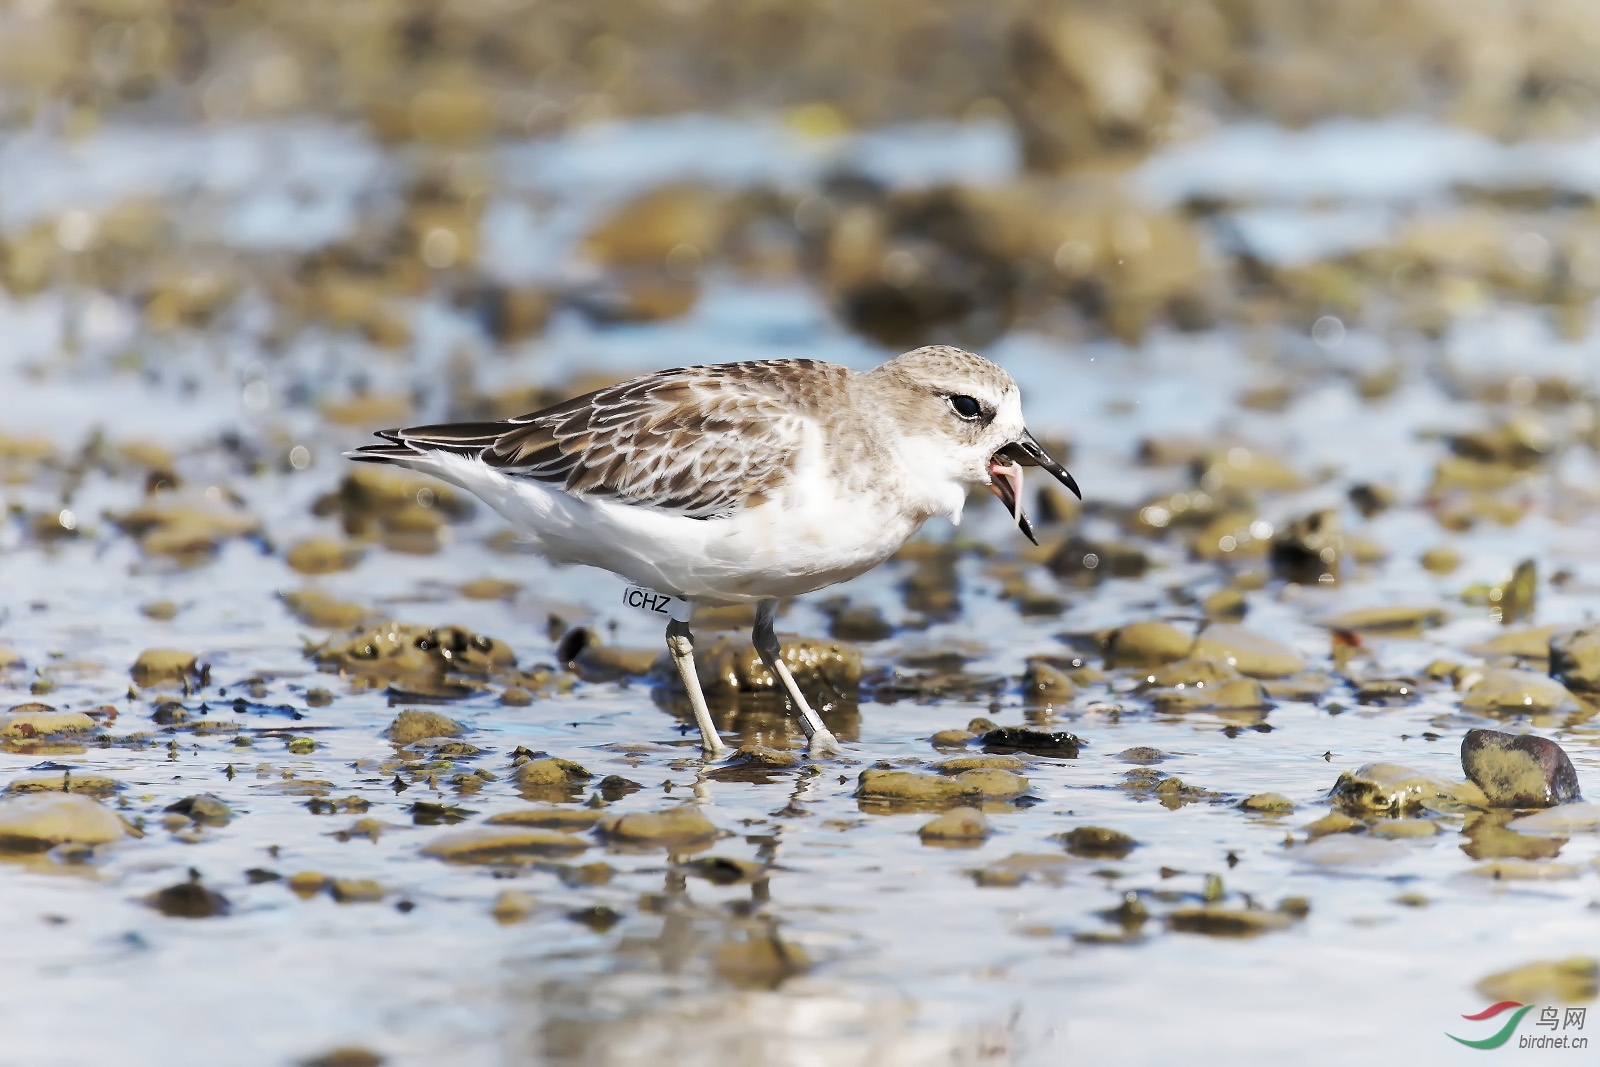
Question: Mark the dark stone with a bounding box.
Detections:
[1355,677,1423,706]
[149,870,229,918]
[151,701,190,725]
[409,801,474,825]
[1057,826,1138,858]
[1270,509,1340,585]
[1549,626,1600,693]
[1046,536,1150,584]
[567,904,623,932]
[1461,728,1583,808]
[597,774,643,801]
[163,794,232,825]
[980,726,1084,757]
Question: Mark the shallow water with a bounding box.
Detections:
[0,114,1598,1067]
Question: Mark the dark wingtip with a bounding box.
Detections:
[1019,513,1039,545]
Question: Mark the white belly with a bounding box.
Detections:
[410,452,928,603]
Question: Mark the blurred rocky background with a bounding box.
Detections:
[6,0,1600,358]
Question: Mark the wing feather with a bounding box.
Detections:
[353,360,841,519]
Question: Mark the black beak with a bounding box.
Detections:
[999,430,1081,500]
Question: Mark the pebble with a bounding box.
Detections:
[1329,763,1462,816]
[0,793,135,849]
[281,589,369,629]
[384,710,465,745]
[1116,747,1168,764]
[1465,625,1559,662]
[1460,728,1582,808]
[570,641,660,680]
[288,872,329,898]
[952,768,1031,799]
[693,634,863,699]
[1548,626,1600,693]
[1354,677,1422,706]
[486,807,601,831]
[1476,957,1599,1005]
[421,827,590,863]
[512,758,593,798]
[164,794,233,825]
[1168,906,1295,938]
[1021,660,1076,705]
[979,727,1084,757]
[285,538,364,575]
[1419,545,1461,574]
[301,1048,384,1067]
[712,928,811,988]
[1302,811,1360,838]
[0,708,95,738]
[491,889,536,924]
[1319,606,1446,634]
[1239,793,1295,813]
[140,600,180,621]
[1269,508,1341,584]
[131,648,198,687]
[932,755,1026,774]
[930,729,977,747]
[1056,826,1137,858]
[1460,670,1580,716]
[596,775,643,800]
[1202,588,1248,621]
[1263,673,1336,701]
[7,774,123,798]
[1191,625,1306,678]
[594,806,720,848]
[1101,621,1193,668]
[856,769,989,808]
[1144,656,1240,688]
[1507,802,1600,835]
[329,879,385,903]
[459,578,521,600]
[680,856,766,884]
[148,873,230,919]
[918,807,992,844]
[1151,677,1270,712]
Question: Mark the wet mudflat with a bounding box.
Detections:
[3,8,1600,1063]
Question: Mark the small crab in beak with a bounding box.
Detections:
[989,430,1081,545]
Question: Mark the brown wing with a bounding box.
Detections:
[355,360,840,519]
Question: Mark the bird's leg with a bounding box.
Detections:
[754,600,842,758]
[666,618,728,759]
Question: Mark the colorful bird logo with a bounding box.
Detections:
[1447,1002,1533,1049]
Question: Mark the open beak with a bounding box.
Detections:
[987,454,1036,544]
[999,430,1081,500]
[988,430,1080,547]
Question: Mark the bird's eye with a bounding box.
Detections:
[948,394,982,420]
